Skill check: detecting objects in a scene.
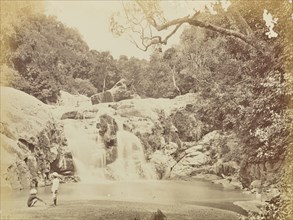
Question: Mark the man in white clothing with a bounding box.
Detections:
[51,172,60,206]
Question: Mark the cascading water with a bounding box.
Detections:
[109,122,155,180]
[62,106,155,182]
[63,119,106,183]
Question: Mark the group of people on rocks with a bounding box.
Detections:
[27,172,60,207]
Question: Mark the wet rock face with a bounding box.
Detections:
[105,146,117,164]
[96,114,118,164]
[61,109,98,120]
[98,114,118,147]
[51,151,75,175]
[36,123,74,176]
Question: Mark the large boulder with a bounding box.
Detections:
[110,79,139,102]
[171,150,210,177]
[150,150,176,179]
[91,91,114,104]
[181,152,210,167]
[57,90,91,107]
[91,79,139,104]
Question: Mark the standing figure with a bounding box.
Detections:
[51,172,60,206]
[27,188,46,207]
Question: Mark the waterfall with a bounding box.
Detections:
[62,110,155,182]
[110,129,155,180]
[63,119,106,183]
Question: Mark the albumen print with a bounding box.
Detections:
[0,1,292,220]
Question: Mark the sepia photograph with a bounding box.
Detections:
[0,1,292,219]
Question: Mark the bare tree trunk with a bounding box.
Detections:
[172,69,181,95]
[102,77,106,93]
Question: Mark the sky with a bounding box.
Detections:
[44,1,281,60]
[45,1,154,60]
[44,1,219,60]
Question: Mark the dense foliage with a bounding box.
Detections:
[1,3,121,103]
[8,15,124,102]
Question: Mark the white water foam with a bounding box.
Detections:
[63,120,106,183]
[110,129,155,180]
[63,110,155,182]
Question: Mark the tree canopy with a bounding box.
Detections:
[1,5,121,103]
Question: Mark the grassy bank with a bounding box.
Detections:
[4,199,241,220]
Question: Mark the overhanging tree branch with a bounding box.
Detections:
[188,19,261,50]
[136,23,183,51]
[162,23,183,44]
[149,15,261,51]
[132,1,264,53]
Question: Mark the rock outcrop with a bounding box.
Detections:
[97,114,118,164]
[170,130,242,179]
[1,87,74,189]
[91,79,139,104]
